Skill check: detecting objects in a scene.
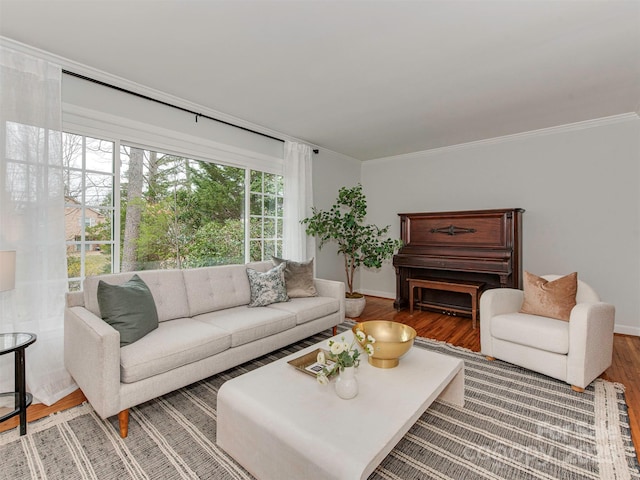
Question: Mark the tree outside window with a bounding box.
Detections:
[63,133,284,289]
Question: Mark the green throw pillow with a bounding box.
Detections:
[272,256,318,298]
[246,263,289,307]
[97,274,159,347]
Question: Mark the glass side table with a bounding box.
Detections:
[0,332,37,435]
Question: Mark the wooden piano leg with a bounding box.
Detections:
[471,289,478,329]
[408,281,413,314]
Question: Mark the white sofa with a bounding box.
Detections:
[64,261,345,437]
[480,275,615,392]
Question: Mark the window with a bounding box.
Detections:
[63,133,284,289]
[63,134,115,291]
[119,144,247,270]
[249,171,284,261]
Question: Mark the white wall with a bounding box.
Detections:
[361,115,640,335]
[310,149,362,283]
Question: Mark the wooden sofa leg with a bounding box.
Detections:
[332,326,337,336]
[571,385,585,393]
[485,356,496,361]
[118,409,130,438]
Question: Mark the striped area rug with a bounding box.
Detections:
[1,323,639,480]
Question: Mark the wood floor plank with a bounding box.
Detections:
[0,388,87,433]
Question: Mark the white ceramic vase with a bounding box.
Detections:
[334,366,358,399]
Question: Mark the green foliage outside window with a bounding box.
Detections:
[64,134,283,287]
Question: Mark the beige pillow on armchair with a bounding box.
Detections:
[520,271,577,321]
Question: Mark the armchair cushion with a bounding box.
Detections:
[520,271,577,321]
[491,312,570,354]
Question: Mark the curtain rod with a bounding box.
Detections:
[62,69,288,144]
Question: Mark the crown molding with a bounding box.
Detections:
[369,112,640,165]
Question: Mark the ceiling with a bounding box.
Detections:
[1,0,639,161]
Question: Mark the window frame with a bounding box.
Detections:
[62,112,285,287]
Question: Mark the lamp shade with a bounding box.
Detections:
[0,250,16,292]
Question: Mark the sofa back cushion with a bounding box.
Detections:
[183,262,272,316]
[84,269,189,322]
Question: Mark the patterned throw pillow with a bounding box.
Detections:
[246,263,289,307]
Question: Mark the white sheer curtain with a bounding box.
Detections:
[0,47,77,405]
[282,141,315,261]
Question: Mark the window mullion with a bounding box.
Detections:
[244,168,251,263]
[80,135,86,281]
[113,139,121,273]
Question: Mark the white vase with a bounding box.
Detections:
[334,366,358,399]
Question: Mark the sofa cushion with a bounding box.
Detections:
[183,262,272,316]
[520,271,577,321]
[120,318,231,383]
[267,296,340,325]
[85,269,190,322]
[97,274,159,347]
[272,257,318,298]
[246,263,289,307]
[491,312,570,354]
[194,306,296,347]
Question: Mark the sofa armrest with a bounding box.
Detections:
[314,278,346,322]
[66,291,84,308]
[567,302,615,389]
[480,288,524,357]
[64,306,122,419]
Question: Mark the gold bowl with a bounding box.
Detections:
[352,321,417,369]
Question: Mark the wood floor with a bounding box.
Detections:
[2,295,639,455]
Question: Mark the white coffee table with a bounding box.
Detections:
[217,330,464,480]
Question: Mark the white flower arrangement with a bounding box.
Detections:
[316,331,375,385]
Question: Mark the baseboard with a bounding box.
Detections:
[614,324,640,337]
[359,289,395,299]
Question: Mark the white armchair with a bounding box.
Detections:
[480,275,615,391]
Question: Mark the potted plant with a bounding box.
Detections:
[302,184,403,317]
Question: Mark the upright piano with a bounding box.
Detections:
[393,208,524,312]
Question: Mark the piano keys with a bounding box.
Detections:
[393,208,524,312]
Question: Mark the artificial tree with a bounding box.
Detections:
[302,184,403,298]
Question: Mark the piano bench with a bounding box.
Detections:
[408,278,485,329]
